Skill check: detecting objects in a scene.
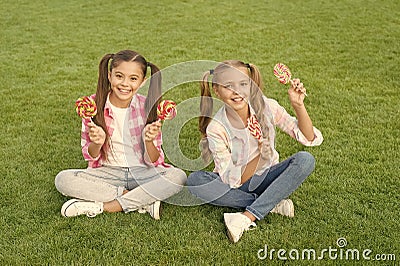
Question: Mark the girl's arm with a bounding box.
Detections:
[81,120,105,164]
[87,121,106,158]
[241,154,263,184]
[291,104,314,141]
[88,142,102,158]
[288,79,315,141]
[143,121,162,163]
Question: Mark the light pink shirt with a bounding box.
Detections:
[206,96,323,188]
[81,94,166,168]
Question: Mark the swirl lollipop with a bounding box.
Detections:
[157,100,177,121]
[75,96,97,121]
[273,63,307,96]
[247,114,262,142]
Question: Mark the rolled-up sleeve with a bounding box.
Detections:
[293,125,323,146]
[267,98,323,147]
[80,119,101,167]
[142,131,166,167]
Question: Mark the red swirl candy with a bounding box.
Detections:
[75,96,97,119]
[157,100,177,121]
[247,114,262,141]
[273,63,292,84]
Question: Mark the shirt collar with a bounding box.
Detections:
[104,93,139,118]
[215,104,256,140]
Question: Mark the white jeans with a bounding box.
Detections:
[55,165,187,212]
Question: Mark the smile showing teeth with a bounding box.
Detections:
[232,97,243,102]
[118,88,131,93]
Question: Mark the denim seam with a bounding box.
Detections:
[246,206,263,220]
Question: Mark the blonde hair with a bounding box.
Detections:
[199,60,270,161]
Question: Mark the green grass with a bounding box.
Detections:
[1,0,399,265]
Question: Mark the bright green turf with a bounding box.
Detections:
[0,0,399,265]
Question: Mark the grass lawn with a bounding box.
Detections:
[0,0,399,265]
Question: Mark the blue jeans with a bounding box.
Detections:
[187,151,315,220]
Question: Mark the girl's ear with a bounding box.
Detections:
[213,85,220,98]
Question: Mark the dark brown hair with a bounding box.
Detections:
[93,49,162,160]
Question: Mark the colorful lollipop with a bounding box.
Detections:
[273,63,307,96]
[75,96,97,120]
[247,114,262,142]
[157,100,177,121]
[273,63,292,84]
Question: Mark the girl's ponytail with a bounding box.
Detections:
[199,70,213,162]
[93,53,113,161]
[247,63,268,138]
[145,62,162,124]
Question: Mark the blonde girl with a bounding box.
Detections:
[187,60,323,242]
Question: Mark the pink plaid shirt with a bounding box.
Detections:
[81,94,166,168]
[206,96,323,188]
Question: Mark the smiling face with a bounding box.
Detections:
[213,66,251,117]
[108,61,145,108]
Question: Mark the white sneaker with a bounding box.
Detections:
[270,199,294,218]
[138,201,161,220]
[61,199,103,218]
[224,213,256,243]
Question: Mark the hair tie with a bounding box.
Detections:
[245,63,251,68]
[209,69,214,75]
[108,56,114,71]
[147,62,151,67]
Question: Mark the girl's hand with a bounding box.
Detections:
[88,121,106,146]
[288,78,306,107]
[259,139,273,162]
[144,121,162,142]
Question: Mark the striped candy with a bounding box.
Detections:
[273,63,292,84]
[75,96,97,119]
[247,114,262,141]
[157,100,177,121]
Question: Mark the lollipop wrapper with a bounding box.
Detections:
[273,63,292,84]
[75,96,97,120]
[157,100,177,121]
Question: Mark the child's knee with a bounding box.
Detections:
[296,151,315,172]
[165,167,187,186]
[54,170,74,193]
[187,171,206,187]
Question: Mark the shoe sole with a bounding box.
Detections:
[152,201,162,220]
[224,214,240,243]
[287,199,295,218]
[226,229,238,243]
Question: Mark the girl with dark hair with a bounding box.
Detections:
[55,50,186,219]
